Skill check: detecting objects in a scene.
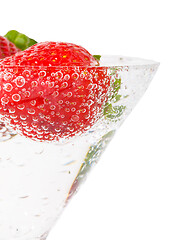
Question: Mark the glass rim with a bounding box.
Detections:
[0,55,160,69]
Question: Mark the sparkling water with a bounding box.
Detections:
[0,56,159,240]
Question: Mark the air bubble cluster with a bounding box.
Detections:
[0,121,16,142]
[0,66,111,141]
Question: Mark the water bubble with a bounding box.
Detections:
[71,108,76,112]
[10,114,17,119]
[38,71,46,78]
[87,100,94,106]
[67,126,74,132]
[8,108,15,113]
[4,72,13,81]
[15,76,25,87]
[24,91,30,98]
[65,108,70,112]
[87,84,94,90]
[67,92,72,97]
[80,73,85,78]
[31,81,38,87]
[71,115,79,122]
[81,108,87,113]
[12,94,21,102]
[50,105,56,110]
[38,91,43,96]
[32,117,38,122]
[42,125,49,130]
[85,114,90,119]
[55,71,63,80]
[72,73,79,80]
[23,70,31,78]
[20,115,27,120]
[37,134,43,138]
[52,91,59,97]
[31,123,38,128]
[48,82,55,88]
[30,100,36,106]
[55,128,61,132]
[64,74,70,81]
[87,74,93,80]
[61,82,68,88]
[21,121,28,126]
[17,104,25,110]
[3,83,13,92]
[93,84,97,89]
[28,109,35,115]
[76,110,80,114]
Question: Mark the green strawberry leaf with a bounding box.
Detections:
[103,69,126,120]
[110,78,122,101]
[13,34,28,50]
[93,55,101,61]
[83,130,115,164]
[5,30,37,50]
[113,78,121,94]
[114,94,122,102]
[92,56,125,119]
[28,38,37,48]
[66,130,115,203]
[4,30,18,43]
[104,104,126,119]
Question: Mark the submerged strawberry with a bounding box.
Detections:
[0,42,110,141]
[0,36,20,59]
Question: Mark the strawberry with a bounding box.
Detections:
[0,42,110,141]
[0,36,20,59]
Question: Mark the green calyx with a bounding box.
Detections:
[5,30,37,50]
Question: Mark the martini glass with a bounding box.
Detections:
[0,56,159,240]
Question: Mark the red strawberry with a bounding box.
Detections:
[0,42,110,141]
[0,36,20,59]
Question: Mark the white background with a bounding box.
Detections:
[1,0,187,239]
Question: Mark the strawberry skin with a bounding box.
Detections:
[0,42,110,141]
[1,41,98,66]
[0,36,20,59]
